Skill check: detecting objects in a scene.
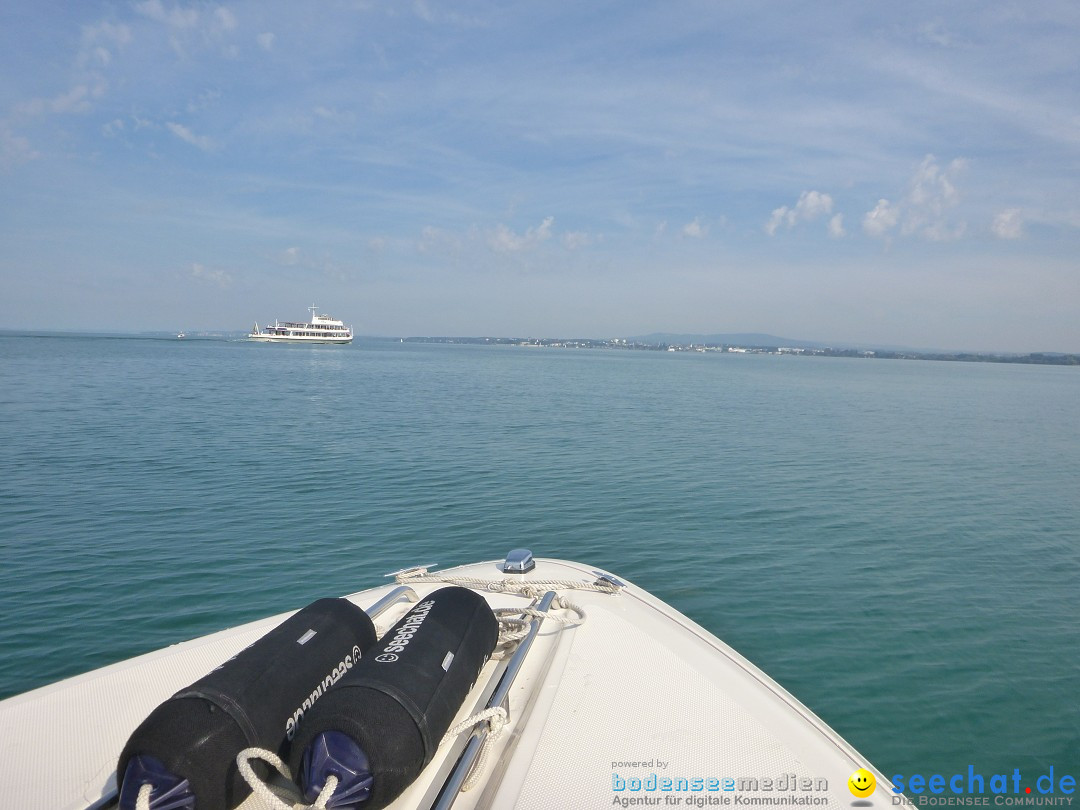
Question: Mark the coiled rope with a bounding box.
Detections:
[393,571,617,647]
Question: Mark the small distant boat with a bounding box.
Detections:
[248,304,353,345]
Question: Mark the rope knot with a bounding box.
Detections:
[440,706,509,792]
[235,747,340,810]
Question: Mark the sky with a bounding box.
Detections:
[2,1,1079,351]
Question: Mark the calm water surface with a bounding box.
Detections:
[1,334,1078,780]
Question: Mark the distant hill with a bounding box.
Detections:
[626,332,933,352]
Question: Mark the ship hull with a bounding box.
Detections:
[247,334,352,344]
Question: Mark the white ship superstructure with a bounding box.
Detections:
[249,304,353,344]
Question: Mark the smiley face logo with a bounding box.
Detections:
[848,768,876,797]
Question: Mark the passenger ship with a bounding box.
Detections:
[248,305,353,344]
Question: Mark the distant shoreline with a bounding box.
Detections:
[399,336,1080,365]
[2,330,1077,365]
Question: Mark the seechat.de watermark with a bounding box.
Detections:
[890,765,1075,807]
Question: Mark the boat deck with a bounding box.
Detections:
[0,558,892,809]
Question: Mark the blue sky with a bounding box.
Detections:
[2,1,1079,350]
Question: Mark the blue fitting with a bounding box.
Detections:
[299,730,374,808]
[118,755,196,810]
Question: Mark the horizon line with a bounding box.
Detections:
[2,327,1078,358]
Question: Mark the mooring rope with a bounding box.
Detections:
[394,571,622,599]
[492,596,587,644]
[236,747,338,810]
[439,706,509,792]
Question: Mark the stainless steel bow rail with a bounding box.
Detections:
[426,590,559,810]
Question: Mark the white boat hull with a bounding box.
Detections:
[0,557,893,809]
[247,334,352,344]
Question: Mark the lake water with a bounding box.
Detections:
[1,333,1077,782]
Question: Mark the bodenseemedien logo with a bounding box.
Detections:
[611,771,831,806]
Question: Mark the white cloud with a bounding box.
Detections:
[794,190,833,221]
[765,207,787,236]
[132,2,237,57]
[214,7,238,32]
[19,80,108,116]
[135,0,199,29]
[562,231,593,249]
[861,156,968,241]
[256,32,276,51]
[418,219,590,255]
[992,208,1024,240]
[50,86,94,114]
[312,106,356,125]
[681,217,707,238]
[418,226,465,255]
[186,89,222,114]
[166,122,215,151]
[0,125,39,170]
[862,199,899,238]
[917,20,956,48]
[903,155,966,238]
[78,22,132,68]
[413,0,437,23]
[190,262,231,287]
[411,0,484,26]
[769,160,968,243]
[921,220,967,242]
[281,247,300,264]
[73,21,131,73]
[488,216,554,253]
[7,19,126,132]
[83,21,133,47]
[765,190,834,235]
